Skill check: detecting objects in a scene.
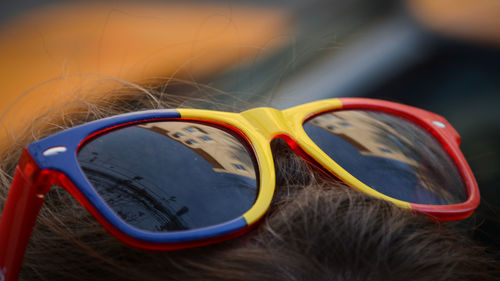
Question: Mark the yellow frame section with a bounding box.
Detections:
[177,98,411,227]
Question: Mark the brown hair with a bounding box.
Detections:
[1,86,498,281]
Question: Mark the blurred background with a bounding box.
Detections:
[1,0,499,259]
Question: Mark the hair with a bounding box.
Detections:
[0,84,498,281]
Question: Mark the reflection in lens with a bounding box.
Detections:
[304,110,466,205]
[77,121,258,232]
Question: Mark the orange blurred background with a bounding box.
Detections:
[0,2,289,151]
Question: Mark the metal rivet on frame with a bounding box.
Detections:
[432,121,446,128]
[42,146,67,156]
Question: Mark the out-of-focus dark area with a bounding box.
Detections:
[1,0,499,259]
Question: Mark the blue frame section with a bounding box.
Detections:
[27,109,248,243]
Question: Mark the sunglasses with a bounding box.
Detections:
[0,98,479,281]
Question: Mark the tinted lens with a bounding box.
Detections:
[304,110,466,205]
[77,121,258,232]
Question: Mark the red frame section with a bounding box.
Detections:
[0,150,52,281]
[339,98,480,221]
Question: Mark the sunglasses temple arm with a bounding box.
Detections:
[0,150,51,281]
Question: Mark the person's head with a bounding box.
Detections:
[0,86,498,281]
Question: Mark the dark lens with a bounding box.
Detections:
[303,110,466,205]
[77,121,258,232]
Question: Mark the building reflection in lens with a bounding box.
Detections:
[306,110,466,204]
[78,121,258,232]
[139,122,256,179]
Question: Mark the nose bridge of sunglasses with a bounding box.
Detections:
[240,107,298,141]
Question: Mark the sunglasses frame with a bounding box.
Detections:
[0,98,479,281]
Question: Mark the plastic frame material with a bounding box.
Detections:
[0,98,480,281]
